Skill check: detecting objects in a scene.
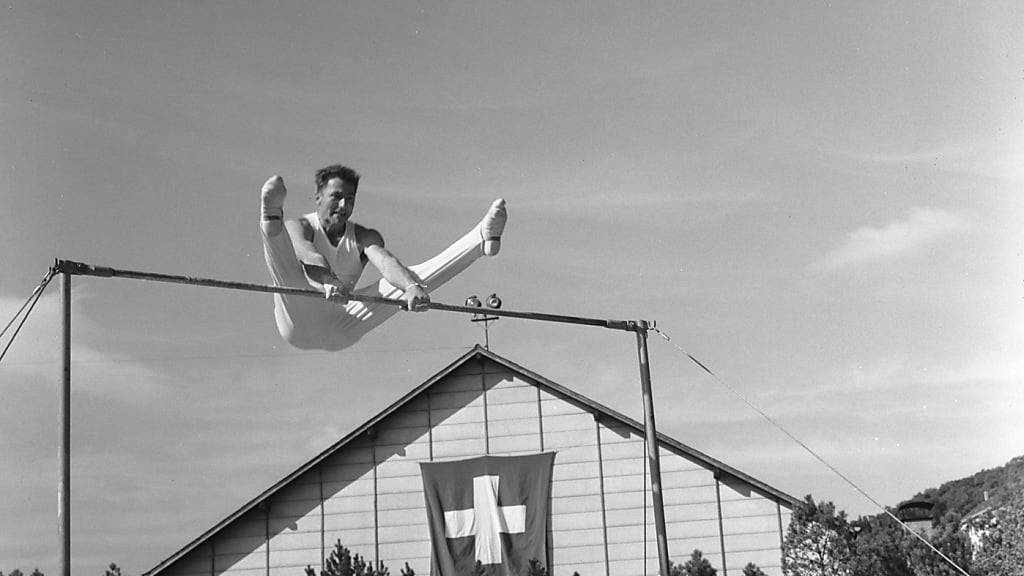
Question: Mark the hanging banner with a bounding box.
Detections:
[420,453,555,576]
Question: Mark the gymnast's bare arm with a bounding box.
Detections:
[357,226,430,312]
[284,217,339,290]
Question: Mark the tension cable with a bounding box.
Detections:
[650,326,972,576]
[0,268,56,365]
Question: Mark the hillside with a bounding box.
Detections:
[899,455,1024,520]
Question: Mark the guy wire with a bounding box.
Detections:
[650,326,972,576]
[0,269,56,364]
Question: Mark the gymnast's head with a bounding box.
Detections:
[314,164,361,232]
[315,164,360,195]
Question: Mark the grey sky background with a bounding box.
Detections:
[2,1,1021,573]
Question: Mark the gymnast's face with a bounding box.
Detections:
[316,177,357,234]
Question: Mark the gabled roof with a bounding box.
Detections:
[897,499,935,521]
[962,494,1005,523]
[146,345,799,576]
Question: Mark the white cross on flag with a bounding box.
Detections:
[421,453,555,576]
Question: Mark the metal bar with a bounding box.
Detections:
[481,356,490,455]
[777,499,785,555]
[371,443,380,565]
[536,386,545,452]
[635,323,671,576]
[55,260,633,331]
[263,503,269,576]
[59,270,71,576]
[426,391,434,462]
[715,472,728,575]
[319,467,325,573]
[595,416,611,576]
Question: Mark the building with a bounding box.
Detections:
[896,499,935,538]
[960,492,1003,559]
[146,347,798,576]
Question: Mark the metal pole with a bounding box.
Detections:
[635,321,671,576]
[59,269,71,576]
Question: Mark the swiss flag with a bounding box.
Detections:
[420,453,555,576]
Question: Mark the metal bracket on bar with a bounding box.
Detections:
[619,319,656,333]
[54,259,114,277]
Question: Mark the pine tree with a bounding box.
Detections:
[741,562,766,576]
[525,558,548,576]
[782,495,854,576]
[669,549,717,576]
[305,540,390,576]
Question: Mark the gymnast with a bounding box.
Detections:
[260,165,506,351]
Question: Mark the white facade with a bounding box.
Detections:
[148,348,796,576]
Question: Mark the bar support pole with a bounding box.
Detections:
[635,321,671,576]
[59,269,71,576]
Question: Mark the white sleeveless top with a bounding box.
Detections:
[302,213,365,292]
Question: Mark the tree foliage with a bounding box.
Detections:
[847,514,913,576]
[525,558,548,576]
[302,543,560,576]
[741,563,767,576]
[782,495,854,576]
[973,490,1024,576]
[901,513,972,576]
[104,564,123,576]
[781,495,978,576]
[905,455,1024,520]
[305,540,395,576]
[668,549,717,576]
[0,570,39,576]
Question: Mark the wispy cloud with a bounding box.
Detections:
[0,292,171,402]
[853,129,1024,182]
[809,207,973,272]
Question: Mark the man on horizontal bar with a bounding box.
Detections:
[260,165,506,351]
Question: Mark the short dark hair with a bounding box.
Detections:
[315,165,360,193]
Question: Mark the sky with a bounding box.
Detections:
[1,1,1022,573]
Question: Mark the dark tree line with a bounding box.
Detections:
[782,493,1024,576]
[305,541,768,576]
[1,569,44,576]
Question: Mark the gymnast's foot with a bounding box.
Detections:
[480,198,507,256]
[261,176,288,236]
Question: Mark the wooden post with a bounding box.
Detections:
[635,322,671,576]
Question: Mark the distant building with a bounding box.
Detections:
[896,499,935,537]
[960,491,1002,558]
[145,347,799,576]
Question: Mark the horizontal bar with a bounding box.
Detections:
[54,260,638,332]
